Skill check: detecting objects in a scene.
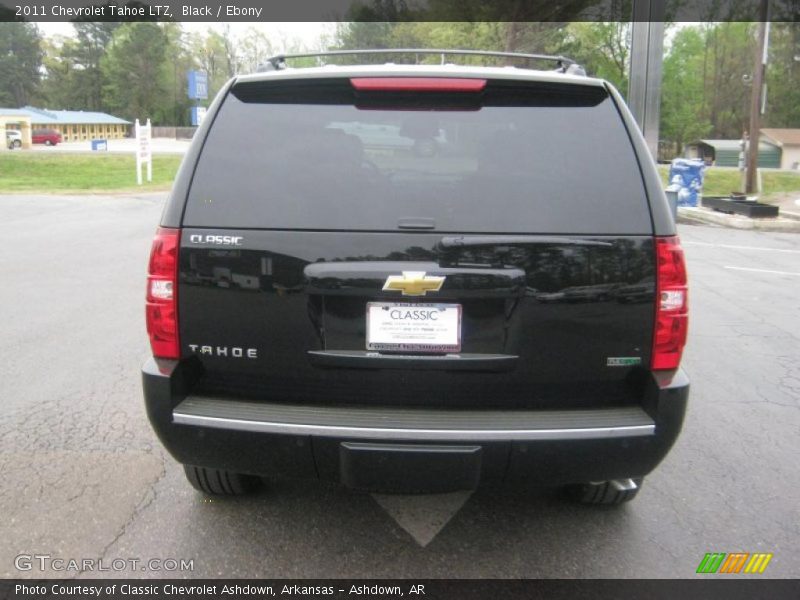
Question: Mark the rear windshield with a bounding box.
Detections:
[184,78,651,234]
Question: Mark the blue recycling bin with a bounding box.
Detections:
[668,158,705,207]
[91,139,108,151]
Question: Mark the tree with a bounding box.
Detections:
[70,22,120,111]
[331,21,559,67]
[186,29,236,98]
[39,36,82,110]
[764,22,800,128]
[389,22,506,58]
[159,22,195,126]
[38,23,119,112]
[237,27,274,74]
[101,23,169,122]
[0,22,43,107]
[331,21,398,58]
[560,22,629,90]
[660,26,713,154]
[501,22,570,57]
[702,22,755,140]
[218,25,240,77]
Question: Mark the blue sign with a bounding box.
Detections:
[668,158,706,208]
[187,71,208,100]
[191,106,207,126]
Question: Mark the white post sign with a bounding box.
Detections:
[135,118,152,185]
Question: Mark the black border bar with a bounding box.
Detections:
[1,0,799,23]
[2,579,800,600]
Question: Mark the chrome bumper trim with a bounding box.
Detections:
[172,412,655,442]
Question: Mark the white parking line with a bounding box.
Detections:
[724,266,800,276]
[685,242,800,254]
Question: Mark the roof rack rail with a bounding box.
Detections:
[258,49,585,75]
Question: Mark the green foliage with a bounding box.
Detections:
[157,22,196,127]
[5,18,798,142]
[394,22,504,56]
[185,28,236,100]
[0,22,43,106]
[331,21,628,80]
[560,22,629,90]
[101,23,169,123]
[332,22,569,69]
[40,23,120,112]
[235,28,275,74]
[765,23,800,128]
[71,23,120,111]
[701,22,756,139]
[328,20,800,161]
[40,36,81,110]
[660,26,713,153]
[331,22,399,63]
[660,22,800,157]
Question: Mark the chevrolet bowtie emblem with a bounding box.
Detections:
[383,272,445,296]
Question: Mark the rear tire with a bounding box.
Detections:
[183,464,261,495]
[12,140,21,149]
[567,478,643,505]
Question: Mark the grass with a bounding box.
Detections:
[2,151,800,198]
[657,164,800,198]
[0,152,183,193]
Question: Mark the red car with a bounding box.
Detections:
[32,129,62,146]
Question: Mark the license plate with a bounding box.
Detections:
[366,302,461,353]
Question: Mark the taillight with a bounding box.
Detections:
[146,227,180,359]
[652,236,688,371]
[350,77,487,92]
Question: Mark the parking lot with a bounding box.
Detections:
[0,193,798,578]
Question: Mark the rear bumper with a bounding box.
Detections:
[172,397,657,441]
[143,358,688,491]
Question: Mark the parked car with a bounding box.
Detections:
[32,128,61,146]
[6,130,22,149]
[143,50,689,504]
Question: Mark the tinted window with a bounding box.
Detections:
[184,79,651,234]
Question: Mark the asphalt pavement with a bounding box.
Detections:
[0,193,798,579]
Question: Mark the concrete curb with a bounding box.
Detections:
[677,207,800,233]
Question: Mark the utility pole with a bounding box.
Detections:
[745,0,771,194]
[628,1,666,160]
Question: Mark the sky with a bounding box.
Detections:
[35,22,334,52]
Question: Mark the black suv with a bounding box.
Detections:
[143,50,689,504]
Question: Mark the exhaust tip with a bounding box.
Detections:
[610,478,638,492]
